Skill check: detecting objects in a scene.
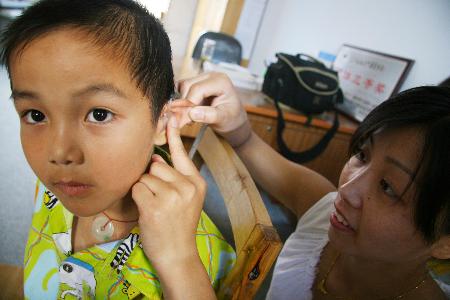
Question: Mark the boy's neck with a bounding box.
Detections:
[102,191,139,222]
[72,193,139,252]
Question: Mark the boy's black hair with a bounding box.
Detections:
[349,86,450,243]
[0,0,174,123]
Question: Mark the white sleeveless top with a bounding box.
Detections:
[266,192,334,300]
[266,192,450,300]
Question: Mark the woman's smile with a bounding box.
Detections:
[330,209,355,233]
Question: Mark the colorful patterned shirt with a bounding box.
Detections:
[24,181,236,299]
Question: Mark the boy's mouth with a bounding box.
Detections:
[53,181,92,197]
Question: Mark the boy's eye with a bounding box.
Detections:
[86,109,114,123]
[380,179,397,198]
[23,109,46,124]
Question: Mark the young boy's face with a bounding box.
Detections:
[10,28,167,217]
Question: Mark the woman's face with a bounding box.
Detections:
[329,126,432,263]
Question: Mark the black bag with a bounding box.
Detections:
[262,53,344,163]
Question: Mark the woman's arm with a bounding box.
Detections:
[235,130,335,218]
[175,72,336,218]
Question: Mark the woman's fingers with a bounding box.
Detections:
[178,72,232,105]
[175,72,249,136]
[188,105,227,124]
[177,72,211,99]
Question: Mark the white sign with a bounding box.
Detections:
[333,45,413,122]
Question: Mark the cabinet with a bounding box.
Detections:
[247,112,352,186]
[239,89,357,186]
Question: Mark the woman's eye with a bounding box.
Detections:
[23,110,46,124]
[355,149,367,163]
[86,109,114,123]
[380,179,397,198]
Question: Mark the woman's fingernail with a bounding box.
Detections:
[189,108,204,121]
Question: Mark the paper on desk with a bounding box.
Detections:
[0,0,34,9]
[202,60,263,91]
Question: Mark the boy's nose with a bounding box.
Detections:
[48,127,84,165]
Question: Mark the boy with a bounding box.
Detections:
[0,0,235,298]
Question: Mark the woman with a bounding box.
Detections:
[147,72,450,299]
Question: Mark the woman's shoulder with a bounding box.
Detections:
[277,191,335,261]
[296,192,337,231]
[266,192,336,300]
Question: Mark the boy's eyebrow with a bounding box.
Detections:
[385,156,414,177]
[10,90,39,101]
[73,83,127,99]
[10,84,127,102]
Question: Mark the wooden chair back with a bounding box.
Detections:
[187,126,282,299]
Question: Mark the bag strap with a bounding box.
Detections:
[273,93,341,163]
[295,53,324,66]
[276,53,340,96]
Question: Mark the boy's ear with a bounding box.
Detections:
[153,107,169,146]
[430,236,450,259]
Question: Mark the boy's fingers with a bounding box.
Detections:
[132,181,156,212]
[151,154,167,164]
[138,174,175,197]
[166,116,197,176]
[168,100,196,128]
[149,161,182,183]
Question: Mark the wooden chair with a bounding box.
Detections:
[185,125,283,299]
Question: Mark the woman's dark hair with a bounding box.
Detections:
[0,0,174,123]
[349,86,450,243]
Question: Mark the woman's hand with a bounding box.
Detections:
[131,116,215,300]
[172,72,252,148]
[173,73,335,219]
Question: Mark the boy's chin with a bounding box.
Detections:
[50,187,135,218]
[64,206,100,218]
[57,197,107,218]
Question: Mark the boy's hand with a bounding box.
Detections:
[172,72,249,138]
[131,116,206,267]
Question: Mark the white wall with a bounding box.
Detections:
[249,0,450,90]
[163,0,198,75]
[0,67,35,265]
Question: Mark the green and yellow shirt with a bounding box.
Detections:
[24,181,236,299]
